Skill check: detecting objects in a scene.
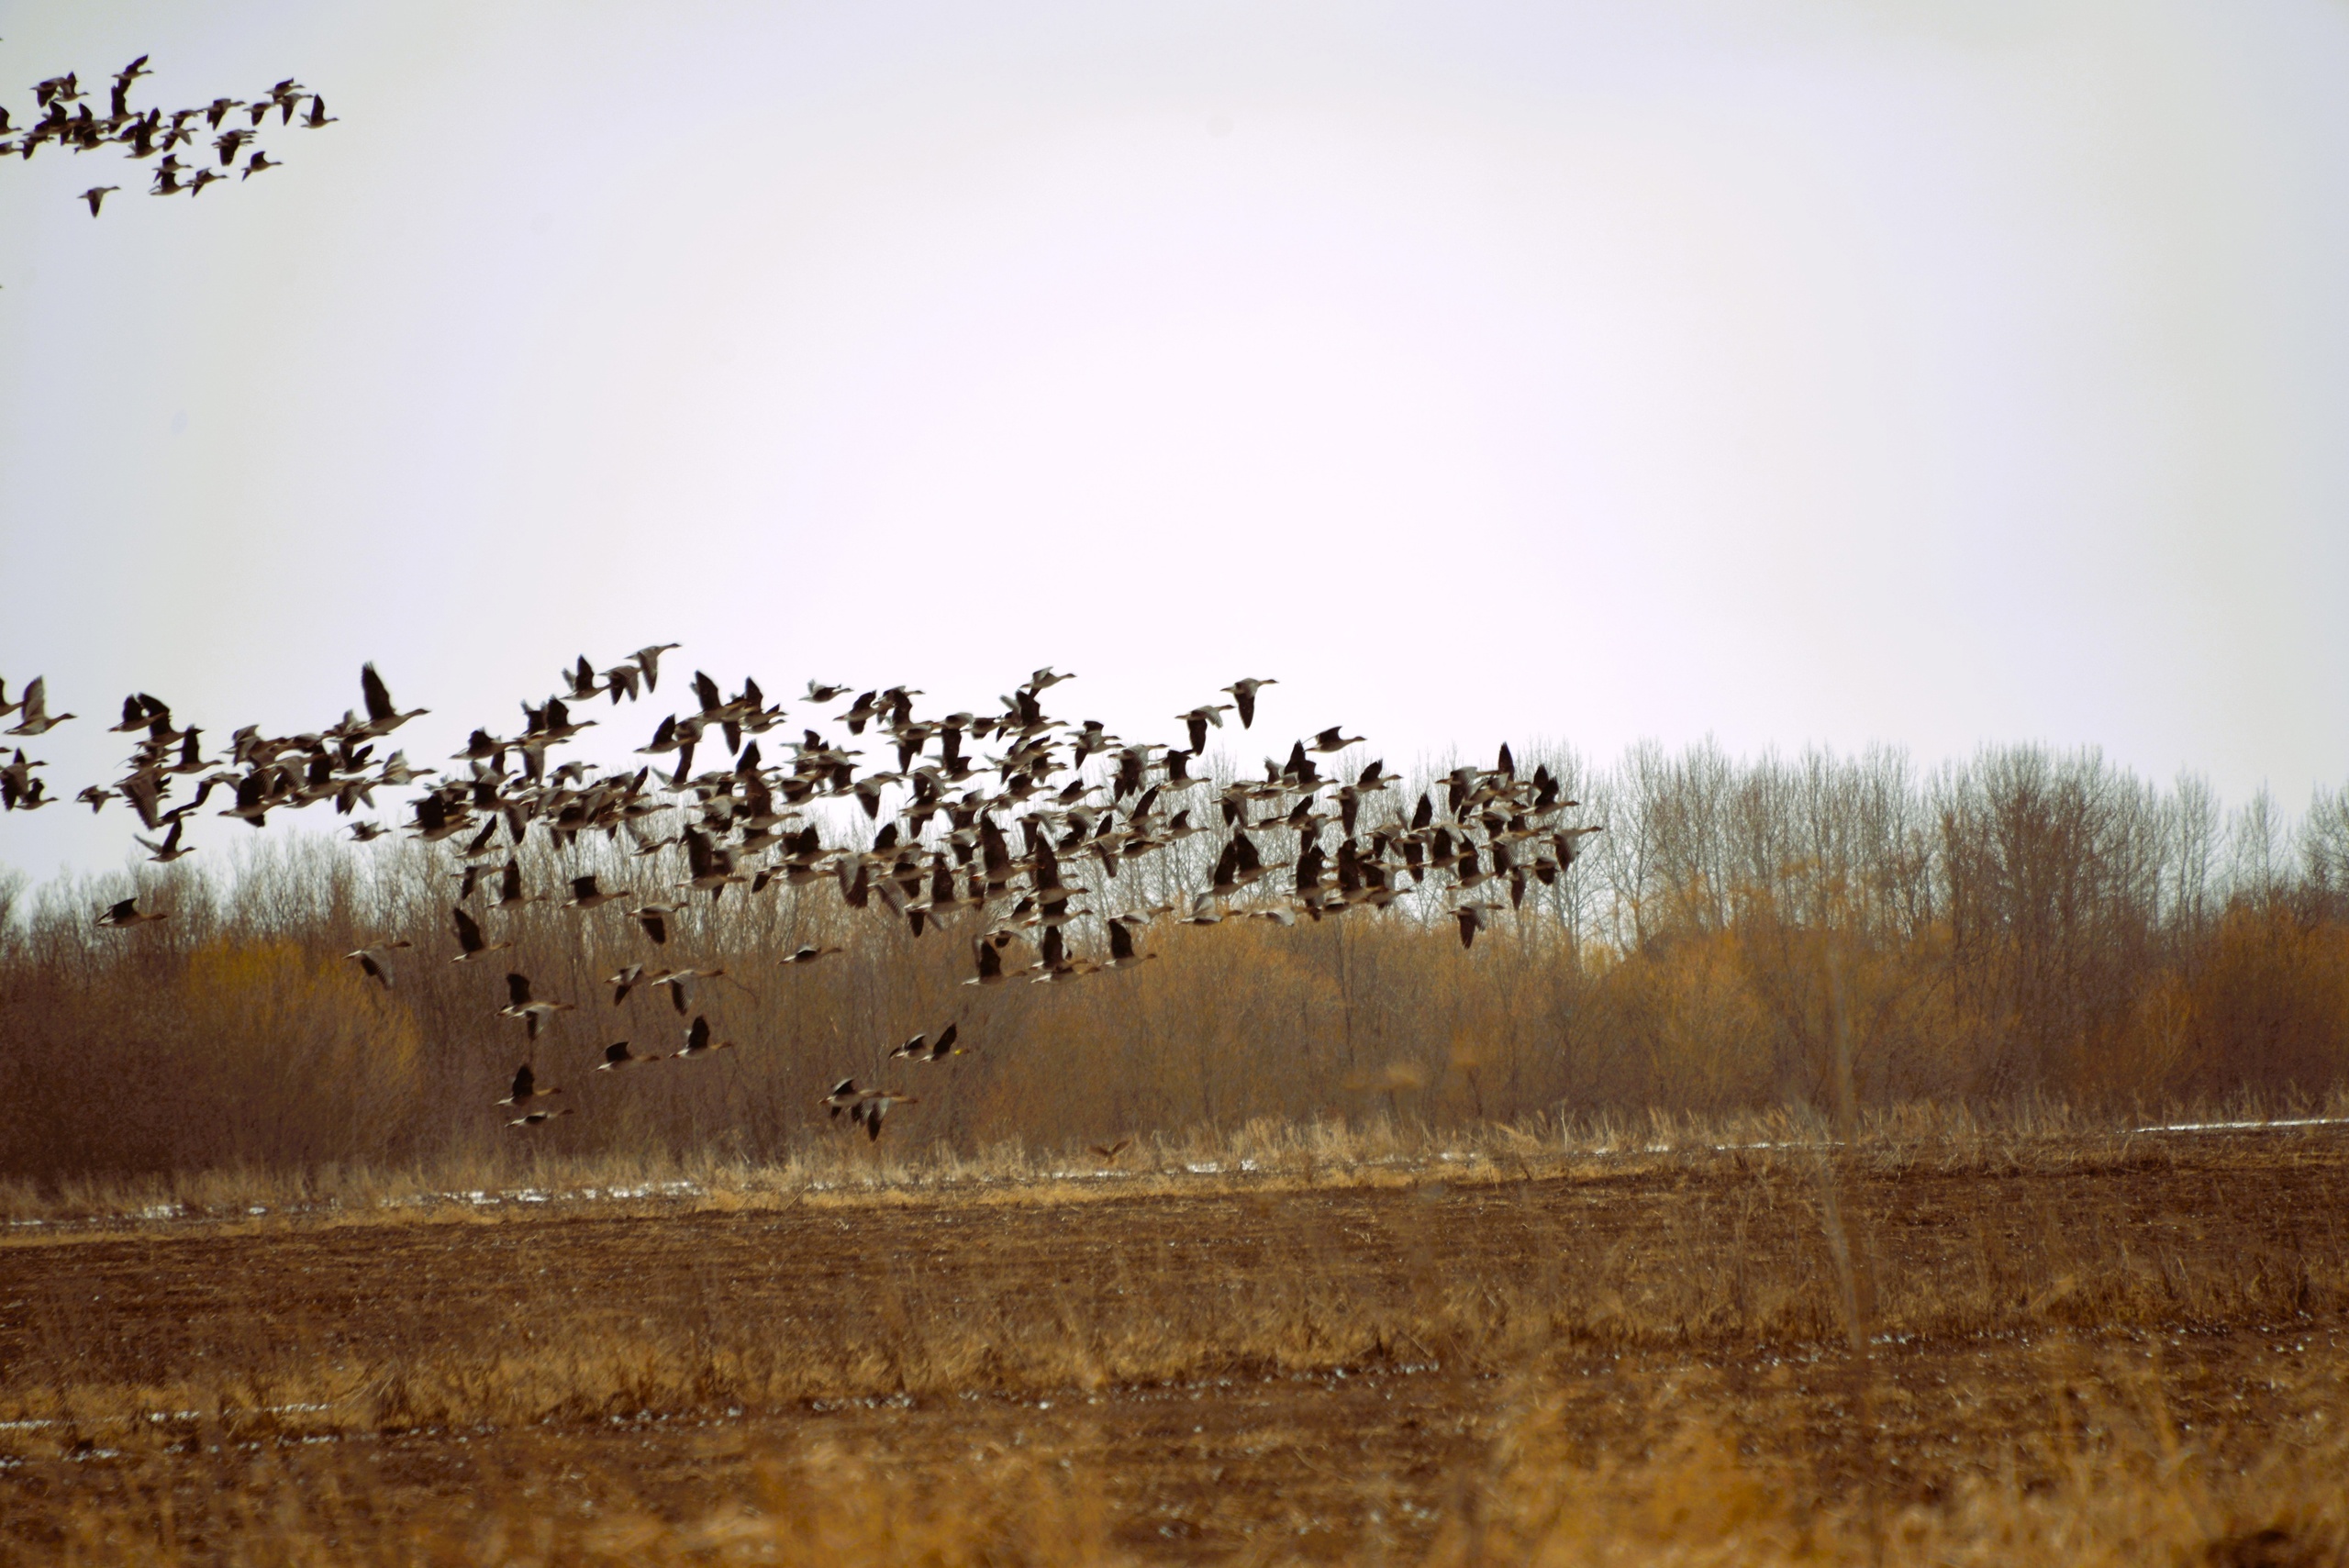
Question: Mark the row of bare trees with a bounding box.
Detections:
[3,740,2344,1182]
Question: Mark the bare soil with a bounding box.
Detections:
[4,1129,2345,1562]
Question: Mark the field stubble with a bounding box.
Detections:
[2,1121,2347,1565]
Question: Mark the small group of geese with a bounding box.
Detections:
[3,54,334,215]
[479,1020,964,1139]
[17,643,1603,1146]
[343,923,953,1140]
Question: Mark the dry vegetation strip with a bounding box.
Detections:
[3,1128,2346,1563]
[7,742,2348,1191]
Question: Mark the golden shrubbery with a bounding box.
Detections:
[1,744,2343,1186]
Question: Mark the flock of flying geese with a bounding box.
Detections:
[4,55,333,216]
[3,651,1601,1143]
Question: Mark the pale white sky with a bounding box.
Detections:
[3,0,2345,879]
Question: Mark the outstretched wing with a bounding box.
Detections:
[361,662,394,723]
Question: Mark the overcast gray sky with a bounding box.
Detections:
[4,0,2345,880]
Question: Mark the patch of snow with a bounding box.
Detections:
[2134,1116,2349,1134]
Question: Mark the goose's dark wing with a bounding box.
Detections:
[361,662,394,723]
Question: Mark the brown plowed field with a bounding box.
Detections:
[4,1130,2347,1562]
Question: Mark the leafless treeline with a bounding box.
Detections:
[2,740,2344,1183]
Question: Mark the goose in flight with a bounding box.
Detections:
[634,714,686,756]
[1176,704,1231,753]
[559,656,605,703]
[596,1039,662,1071]
[1308,726,1364,754]
[95,896,166,929]
[600,660,642,704]
[780,943,842,966]
[454,819,500,863]
[1089,1138,1133,1163]
[679,827,743,895]
[1452,903,1497,951]
[650,966,725,1014]
[674,1013,735,1060]
[605,962,651,1006]
[507,1107,571,1129]
[631,643,680,692]
[501,973,573,1040]
[134,818,196,862]
[1104,917,1157,968]
[451,728,507,764]
[964,935,1024,985]
[1553,824,1607,860]
[359,664,427,736]
[79,185,118,216]
[164,728,212,775]
[493,859,537,909]
[450,905,510,962]
[109,690,170,732]
[346,940,412,989]
[5,677,73,736]
[888,1023,963,1062]
[525,695,595,744]
[1219,677,1275,728]
[496,1062,561,1107]
[114,772,164,828]
[821,1079,912,1138]
[846,1089,916,1141]
[1208,831,1265,896]
[567,873,627,910]
[241,150,279,178]
[1178,892,1225,926]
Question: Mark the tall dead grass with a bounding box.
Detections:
[1453,1364,2349,1568]
[8,1089,2341,1229]
[36,1440,1126,1568]
[28,1399,2349,1568]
